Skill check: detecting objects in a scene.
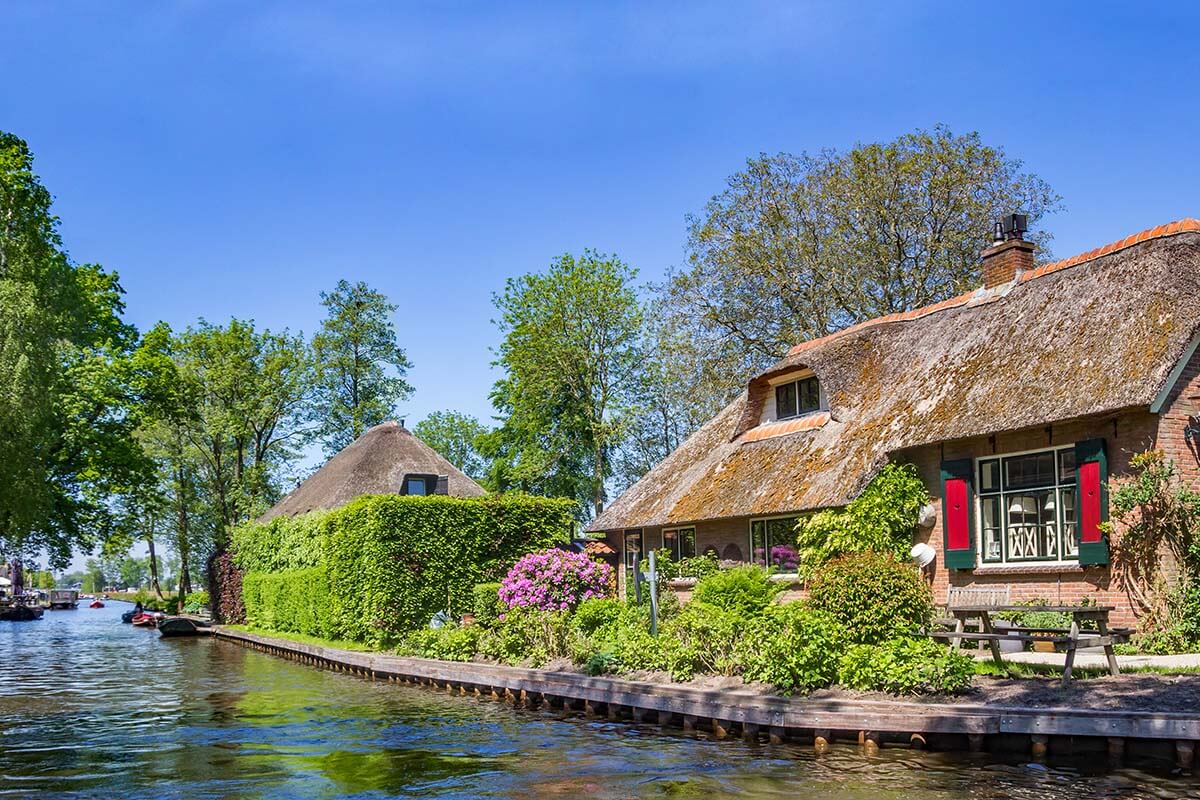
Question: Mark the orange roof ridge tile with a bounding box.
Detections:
[787,218,1200,357]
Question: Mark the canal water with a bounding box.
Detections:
[0,604,1195,800]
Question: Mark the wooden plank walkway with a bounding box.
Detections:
[214,626,1200,763]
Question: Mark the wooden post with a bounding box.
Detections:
[769,726,786,745]
[632,707,647,724]
[742,722,760,742]
[584,699,597,717]
[967,734,985,752]
[1176,740,1195,771]
[607,703,620,720]
[862,731,880,755]
[712,719,729,740]
[1107,737,1125,765]
[1031,735,1049,760]
[682,714,697,733]
[814,729,831,752]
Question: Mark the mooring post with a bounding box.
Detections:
[742,723,760,743]
[814,729,831,752]
[1031,735,1049,760]
[769,726,786,745]
[862,731,880,755]
[607,703,620,720]
[1107,737,1125,764]
[712,719,729,740]
[682,714,697,733]
[1176,740,1195,771]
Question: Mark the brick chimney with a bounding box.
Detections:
[981,213,1035,288]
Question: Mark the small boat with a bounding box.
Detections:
[131,612,162,628]
[0,602,45,621]
[89,600,105,609]
[159,617,213,638]
[49,589,79,609]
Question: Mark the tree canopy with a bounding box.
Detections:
[413,411,489,480]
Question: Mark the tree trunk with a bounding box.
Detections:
[146,533,164,600]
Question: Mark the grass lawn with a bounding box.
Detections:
[223,624,378,653]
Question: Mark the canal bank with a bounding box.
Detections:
[217,626,1200,769]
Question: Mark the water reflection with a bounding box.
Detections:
[0,604,1196,799]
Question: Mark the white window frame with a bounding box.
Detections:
[974,444,1079,567]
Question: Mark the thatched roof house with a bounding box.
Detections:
[260,421,486,521]
[590,218,1200,626]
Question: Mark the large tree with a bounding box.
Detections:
[0,132,148,567]
[413,411,489,480]
[312,280,413,455]
[662,125,1061,411]
[490,251,644,517]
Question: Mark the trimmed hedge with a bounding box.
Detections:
[232,493,575,647]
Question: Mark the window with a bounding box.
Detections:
[405,477,427,496]
[623,529,643,571]
[663,527,696,560]
[775,376,820,420]
[749,517,799,570]
[978,447,1077,565]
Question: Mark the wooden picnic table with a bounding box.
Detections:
[929,604,1132,685]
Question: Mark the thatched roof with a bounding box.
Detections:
[260,421,486,521]
[590,220,1200,532]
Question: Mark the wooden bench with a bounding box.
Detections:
[933,586,1012,649]
[930,604,1133,684]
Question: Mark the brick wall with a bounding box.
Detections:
[904,407,1167,629]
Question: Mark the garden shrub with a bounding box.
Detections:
[182,590,210,614]
[807,551,932,644]
[837,638,974,695]
[472,582,504,627]
[571,597,626,635]
[209,549,245,624]
[399,624,482,662]
[661,601,748,679]
[737,603,845,694]
[232,493,575,647]
[477,606,573,666]
[499,548,612,612]
[795,463,929,576]
[571,602,670,676]
[691,565,781,617]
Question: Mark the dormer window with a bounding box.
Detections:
[405,477,427,496]
[775,376,820,420]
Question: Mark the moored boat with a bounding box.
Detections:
[0,602,45,621]
[158,617,213,638]
[131,612,162,628]
[49,589,79,609]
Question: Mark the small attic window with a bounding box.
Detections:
[775,376,820,420]
[405,477,427,496]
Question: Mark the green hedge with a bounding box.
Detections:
[233,493,575,647]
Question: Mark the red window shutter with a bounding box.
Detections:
[1075,439,1109,565]
[940,459,975,570]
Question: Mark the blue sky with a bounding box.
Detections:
[3,1,1199,432]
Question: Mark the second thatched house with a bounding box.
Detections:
[260,420,486,521]
[589,218,1200,626]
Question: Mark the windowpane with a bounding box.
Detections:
[678,528,696,559]
[1004,451,1057,490]
[406,478,426,496]
[1060,488,1078,557]
[981,496,1003,562]
[624,529,643,570]
[979,459,1000,493]
[775,383,798,419]
[766,518,798,570]
[1059,450,1077,484]
[799,377,820,413]
[750,520,767,566]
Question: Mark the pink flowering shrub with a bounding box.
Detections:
[499,549,613,612]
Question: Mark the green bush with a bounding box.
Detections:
[242,567,334,639]
[570,602,670,675]
[795,463,929,576]
[472,582,503,627]
[477,606,573,667]
[807,552,932,644]
[737,603,845,694]
[231,493,575,647]
[182,590,210,614]
[837,638,974,695]
[691,566,781,617]
[399,624,482,662]
[660,601,747,679]
[572,597,626,635]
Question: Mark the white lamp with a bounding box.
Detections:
[910,543,936,569]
